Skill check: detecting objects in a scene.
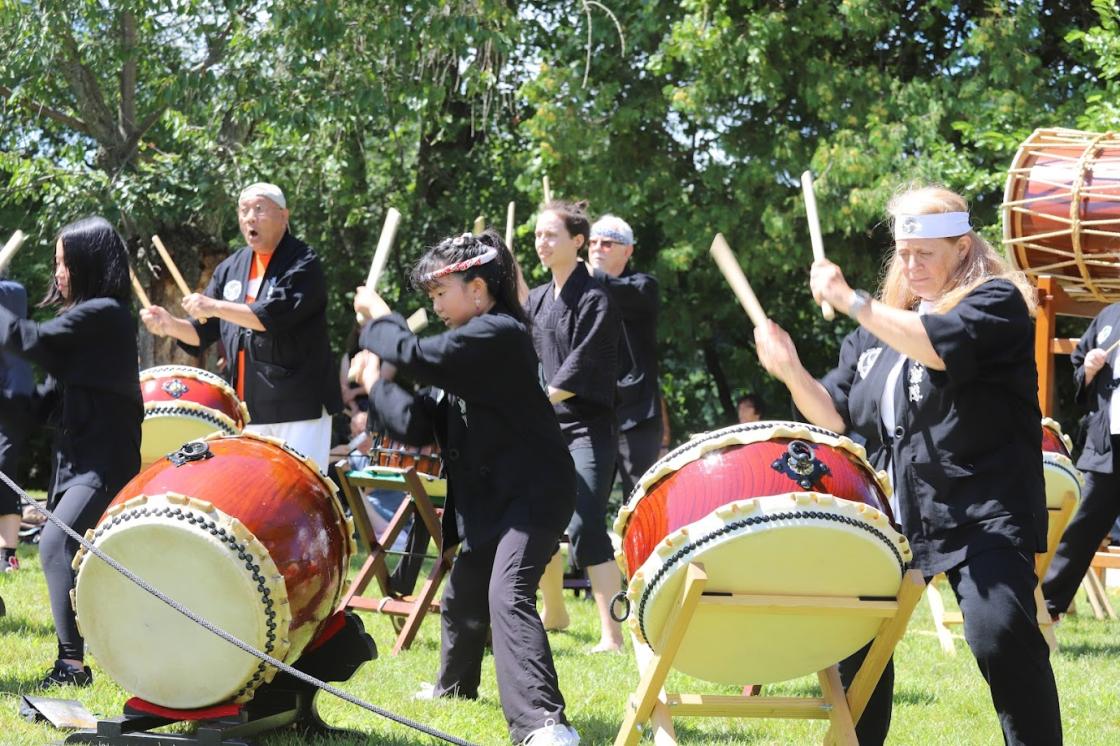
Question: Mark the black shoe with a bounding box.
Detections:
[38,660,92,688]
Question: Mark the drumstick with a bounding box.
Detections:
[801,171,835,321]
[473,215,486,235]
[153,234,207,323]
[129,266,152,309]
[0,230,26,276]
[1102,337,1120,357]
[542,176,552,204]
[710,233,768,328]
[356,207,403,324]
[505,201,516,251]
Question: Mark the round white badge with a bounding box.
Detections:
[1097,325,1113,346]
[222,280,243,301]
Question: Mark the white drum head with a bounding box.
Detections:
[141,402,239,465]
[628,492,910,686]
[1043,452,1083,509]
[74,494,291,708]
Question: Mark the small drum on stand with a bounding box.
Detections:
[139,365,249,466]
[1041,417,1084,509]
[73,433,354,709]
[369,433,444,478]
[1003,128,1120,303]
[614,421,911,685]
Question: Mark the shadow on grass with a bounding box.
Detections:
[1055,641,1120,658]
[0,612,56,637]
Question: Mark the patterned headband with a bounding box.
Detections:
[893,212,971,240]
[419,238,500,283]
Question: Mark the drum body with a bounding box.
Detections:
[1041,417,1083,509]
[1003,128,1120,303]
[73,433,353,709]
[139,365,249,466]
[614,422,910,685]
[370,433,443,477]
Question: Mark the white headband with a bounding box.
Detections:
[893,212,971,240]
[239,182,287,209]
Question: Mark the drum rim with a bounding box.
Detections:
[614,420,891,543]
[1041,416,1074,455]
[143,400,241,436]
[626,491,910,648]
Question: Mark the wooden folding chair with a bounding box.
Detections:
[614,563,925,746]
[335,462,456,654]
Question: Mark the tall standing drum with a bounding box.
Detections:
[614,422,911,685]
[139,365,249,466]
[1003,128,1120,303]
[73,433,354,709]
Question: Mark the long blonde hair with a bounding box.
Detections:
[877,184,1037,315]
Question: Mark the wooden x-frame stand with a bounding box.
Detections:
[1084,544,1119,619]
[335,463,456,655]
[614,563,925,746]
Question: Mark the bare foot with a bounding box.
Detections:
[540,608,570,632]
[589,640,624,654]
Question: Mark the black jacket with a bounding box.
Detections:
[1069,301,1120,474]
[0,297,141,498]
[178,232,341,424]
[361,308,575,551]
[821,279,1047,575]
[592,267,660,431]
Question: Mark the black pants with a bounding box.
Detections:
[614,416,663,501]
[1043,467,1120,615]
[0,407,28,517]
[40,484,112,661]
[566,432,616,570]
[841,548,1061,746]
[435,525,568,743]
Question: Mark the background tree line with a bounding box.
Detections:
[2,0,1119,488]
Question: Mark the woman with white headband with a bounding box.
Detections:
[353,229,580,746]
[754,185,1061,744]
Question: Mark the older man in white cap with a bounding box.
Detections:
[141,182,341,471]
[587,214,664,500]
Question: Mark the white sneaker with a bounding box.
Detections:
[521,720,580,745]
[414,682,438,701]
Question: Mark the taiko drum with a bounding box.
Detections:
[139,365,249,466]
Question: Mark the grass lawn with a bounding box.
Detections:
[2,539,1119,745]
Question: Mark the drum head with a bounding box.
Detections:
[628,492,909,686]
[74,494,291,708]
[141,403,239,465]
[1043,453,1083,510]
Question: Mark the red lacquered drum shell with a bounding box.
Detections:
[1041,419,1072,457]
[619,428,891,580]
[370,433,444,477]
[140,365,247,429]
[73,434,351,708]
[1003,128,1120,303]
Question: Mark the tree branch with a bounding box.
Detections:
[0,84,92,135]
[118,9,137,138]
[51,14,119,145]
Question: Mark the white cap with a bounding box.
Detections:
[239,182,287,209]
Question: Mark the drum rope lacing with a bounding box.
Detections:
[1070,131,1112,302]
[633,509,907,645]
[0,469,479,746]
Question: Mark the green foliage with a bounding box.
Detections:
[2,1,1120,453]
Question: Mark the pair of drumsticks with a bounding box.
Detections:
[129,235,193,317]
[711,171,834,326]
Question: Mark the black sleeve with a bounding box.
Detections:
[819,329,863,432]
[368,380,440,446]
[178,270,223,356]
[360,313,512,404]
[593,269,658,317]
[248,250,328,332]
[0,300,105,377]
[920,279,1032,387]
[549,289,619,400]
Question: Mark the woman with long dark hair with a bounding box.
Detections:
[0,216,142,687]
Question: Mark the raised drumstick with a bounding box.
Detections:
[801,171,835,321]
[542,176,552,204]
[473,215,486,235]
[129,266,152,309]
[356,207,402,324]
[0,230,26,276]
[346,308,429,383]
[153,234,206,323]
[710,233,768,328]
[505,201,516,251]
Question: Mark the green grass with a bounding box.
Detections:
[2,542,1119,745]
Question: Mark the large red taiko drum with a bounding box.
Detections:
[73,433,353,708]
[614,422,911,685]
[1003,127,1120,303]
[1041,417,1083,509]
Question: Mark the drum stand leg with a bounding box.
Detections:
[924,576,958,655]
[613,565,924,746]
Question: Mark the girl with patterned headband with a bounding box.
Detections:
[353,229,581,746]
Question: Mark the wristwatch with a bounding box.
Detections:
[848,289,872,320]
